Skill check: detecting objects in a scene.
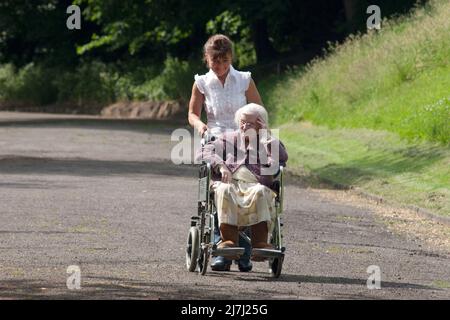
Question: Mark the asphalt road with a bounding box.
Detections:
[0,112,449,299]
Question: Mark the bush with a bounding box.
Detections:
[0,56,199,111]
[0,63,58,105]
[130,56,198,102]
[55,61,115,106]
[0,64,16,100]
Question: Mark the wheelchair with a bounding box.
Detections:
[185,133,286,277]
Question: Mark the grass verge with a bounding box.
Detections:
[280,122,449,217]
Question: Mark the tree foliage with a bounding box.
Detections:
[1,0,425,68]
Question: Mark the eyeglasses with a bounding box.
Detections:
[240,120,257,127]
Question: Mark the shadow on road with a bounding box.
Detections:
[271,273,437,290]
[0,156,197,178]
[0,270,443,299]
[210,272,438,291]
[0,116,186,134]
[0,276,271,300]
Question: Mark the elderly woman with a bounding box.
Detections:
[199,103,288,257]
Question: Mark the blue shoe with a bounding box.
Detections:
[236,258,253,272]
[211,256,232,271]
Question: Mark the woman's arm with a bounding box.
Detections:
[188,83,208,136]
[245,79,263,106]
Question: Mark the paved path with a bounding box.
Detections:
[0,112,448,299]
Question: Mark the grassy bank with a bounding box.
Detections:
[280,122,449,217]
[265,0,449,144]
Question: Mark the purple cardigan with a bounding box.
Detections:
[197,130,288,188]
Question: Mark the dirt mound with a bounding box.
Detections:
[101,101,185,120]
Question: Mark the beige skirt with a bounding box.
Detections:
[214,166,276,231]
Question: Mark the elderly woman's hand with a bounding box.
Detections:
[256,116,267,129]
[219,164,232,183]
[257,116,273,144]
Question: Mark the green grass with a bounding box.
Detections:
[266,0,450,144]
[432,280,450,289]
[280,122,450,217]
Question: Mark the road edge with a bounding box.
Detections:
[285,170,450,227]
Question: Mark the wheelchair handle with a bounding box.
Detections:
[201,130,216,146]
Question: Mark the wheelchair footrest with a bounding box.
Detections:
[212,247,245,257]
[251,248,284,259]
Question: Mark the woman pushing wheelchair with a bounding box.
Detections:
[188,34,264,272]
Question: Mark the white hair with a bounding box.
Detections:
[234,103,269,128]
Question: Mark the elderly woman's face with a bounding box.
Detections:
[240,113,260,133]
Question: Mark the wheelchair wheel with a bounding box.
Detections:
[269,256,284,278]
[186,227,200,272]
[198,247,210,275]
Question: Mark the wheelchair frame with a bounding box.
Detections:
[186,161,285,277]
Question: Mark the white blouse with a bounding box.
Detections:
[195,65,251,135]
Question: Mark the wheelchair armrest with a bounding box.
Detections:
[271,166,284,199]
[270,180,280,194]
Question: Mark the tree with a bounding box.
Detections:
[75,0,222,62]
[0,0,94,67]
[0,0,425,68]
